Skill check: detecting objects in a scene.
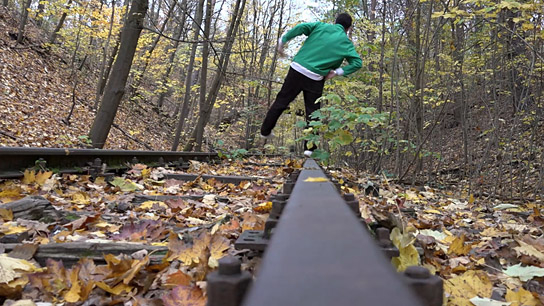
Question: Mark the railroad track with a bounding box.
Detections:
[0,148,442,305]
[0,147,221,178]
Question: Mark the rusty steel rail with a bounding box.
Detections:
[0,147,219,178]
[240,159,423,306]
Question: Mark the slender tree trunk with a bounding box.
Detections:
[95,0,130,107]
[451,10,469,172]
[94,0,117,109]
[185,0,247,151]
[49,0,73,45]
[16,0,32,44]
[196,0,212,148]
[35,1,45,26]
[89,0,148,148]
[266,0,284,107]
[171,0,205,151]
[156,0,188,108]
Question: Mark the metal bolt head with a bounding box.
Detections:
[405,266,431,279]
[376,228,390,241]
[344,193,355,201]
[218,255,241,275]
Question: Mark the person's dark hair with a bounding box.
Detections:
[335,13,352,31]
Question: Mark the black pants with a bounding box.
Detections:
[261,67,325,151]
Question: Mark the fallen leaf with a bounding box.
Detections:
[0,254,36,284]
[503,264,544,281]
[445,270,493,306]
[71,192,91,205]
[208,235,230,268]
[448,234,472,256]
[137,200,168,211]
[162,285,206,306]
[0,208,13,221]
[494,204,519,210]
[505,288,539,306]
[514,240,544,261]
[96,282,132,295]
[35,171,53,186]
[469,297,511,306]
[110,177,143,192]
[22,170,36,184]
[253,201,272,213]
[165,271,192,288]
[64,267,81,303]
[390,227,420,271]
[304,177,328,182]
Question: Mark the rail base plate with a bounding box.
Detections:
[235,230,268,251]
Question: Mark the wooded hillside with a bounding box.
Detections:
[1,0,544,199]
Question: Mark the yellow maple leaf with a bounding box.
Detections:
[22,170,35,184]
[167,233,208,265]
[448,234,472,256]
[304,177,329,182]
[0,186,24,203]
[35,171,53,186]
[208,235,230,268]
[505,288,539,306]
[64,267,81,303]
[71,192,90,205]
[444,270,493,306]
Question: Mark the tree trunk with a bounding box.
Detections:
[16,0,32,44]
[266,0,284,107]
[156,0,188,109]
[94,0,130,108]
[94,0,117,109]
[49,0,73,45]
[171,0,205,151]
[185,0,246,151]
[35,0,45,27]
[89,0,148,148]
[244,0,277,149]
[451,7,469,172]
[196,0,212,147]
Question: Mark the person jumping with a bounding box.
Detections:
[260,13,362,157]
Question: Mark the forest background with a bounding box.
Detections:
[1,0,544,201]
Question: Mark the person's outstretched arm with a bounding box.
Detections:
[277,22,320,56]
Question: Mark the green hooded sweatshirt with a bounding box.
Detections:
[281,22,362,77]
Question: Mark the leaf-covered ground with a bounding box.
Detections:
[1,157,543,305]
[0,157,298,305]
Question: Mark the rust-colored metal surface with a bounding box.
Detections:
[242,159,423,306]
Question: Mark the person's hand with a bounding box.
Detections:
[325,70,337,80]
[277,44,286,58]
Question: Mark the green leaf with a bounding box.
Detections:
[311,149,330,161]
[336,130,354,145]
[110,177,142,192]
